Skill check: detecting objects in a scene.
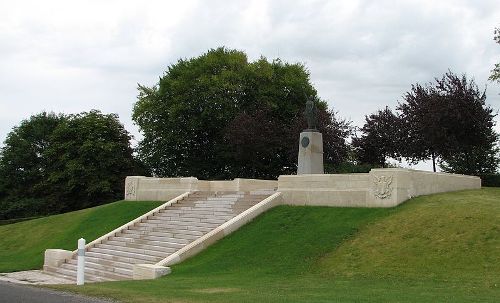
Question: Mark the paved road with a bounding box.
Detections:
[0,281,114,303]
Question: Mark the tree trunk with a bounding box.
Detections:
[432,152,436,172]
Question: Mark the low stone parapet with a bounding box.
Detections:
[125,177,277,201]
[278,168,481,207]
[125,169,480,207]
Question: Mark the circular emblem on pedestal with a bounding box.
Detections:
[301,136,310,148]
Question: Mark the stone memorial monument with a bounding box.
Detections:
[297,97,324,174]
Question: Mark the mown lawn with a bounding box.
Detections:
[50,188,499,302]
[0,200,163,272]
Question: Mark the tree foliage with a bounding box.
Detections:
[352,107,401,167]
[44,110,140,210]
[397,71,499,173]
[0,112,64,218]
[489,27,500,83]
[0,111,141,219]
[439,144,499,175]
[133,47,350,179]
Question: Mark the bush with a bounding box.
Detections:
[479,174,500,187]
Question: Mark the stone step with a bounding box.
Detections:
[145,215,230,225]
[177,203,237,209]
[183,200,260,205]
[122,228,174,237]
[68,257,134,278]
[135,222,213,233]
[158,208,249,217]
[114,232,190,245]
[176,199,261,206]
[144,219,220,229]
[44,265,113,282]
[177,196,238,203]
[158,209,235,216]
[121,229,199,241]
[149,213,234,222]
[150,216,206,223]
[89,247,162,263]
[86,251,156,265]
[132,226,206,237]
[76,255,134,270]
[95,243,170,258]
[103,239,178,253]
[59,263,132,281]
[108,235,186,249]
[201,218,231,224]
[166,206,245,213]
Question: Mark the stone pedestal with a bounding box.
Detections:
[297,131,324,174]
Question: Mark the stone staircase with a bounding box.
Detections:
[43,191,272,282]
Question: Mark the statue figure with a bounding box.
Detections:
[304,97,318,130]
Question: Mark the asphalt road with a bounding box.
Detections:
[0,281,114,303]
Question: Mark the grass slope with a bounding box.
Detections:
[320,188,500,286]
[0,200,163,272]
[51,188,500,303]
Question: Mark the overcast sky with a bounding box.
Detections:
[0,0,499,171]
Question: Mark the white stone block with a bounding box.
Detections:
[133,264,171,280]
[44,249,73,268]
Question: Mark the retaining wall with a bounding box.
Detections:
[125,169,481,207]
[125,177,277,201]
[278,168,481,207]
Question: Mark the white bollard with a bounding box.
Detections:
[77,238,85,285]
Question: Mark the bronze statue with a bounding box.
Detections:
[304,97,318,130]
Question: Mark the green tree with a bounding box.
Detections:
[353,107,401,167]
[439,144,499,175]
[489,27,500,83]
[0,112,65,218]
[398,71,499,173]
[44,110,139,211]
[224,108,350,178]
[0,110,142,219]
[133,47,349,179]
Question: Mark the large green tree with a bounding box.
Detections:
[44,110,140,211]
[352,107,402,167]
[0,110,141,219]
[0,112,65,218]
[133,47,349,179]
[398,71,499,174]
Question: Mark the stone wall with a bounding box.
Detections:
[278,168,481,207]
[278,173,371,207]
[125,177,198,201]
[124,177,277,201]
[125,169,480,207]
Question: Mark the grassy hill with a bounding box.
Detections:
[2,189,497,302]
[47,188,499,303]
[320,189,499,286]
[0,200,163,272]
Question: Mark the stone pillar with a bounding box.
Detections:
[297,131,324,174]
